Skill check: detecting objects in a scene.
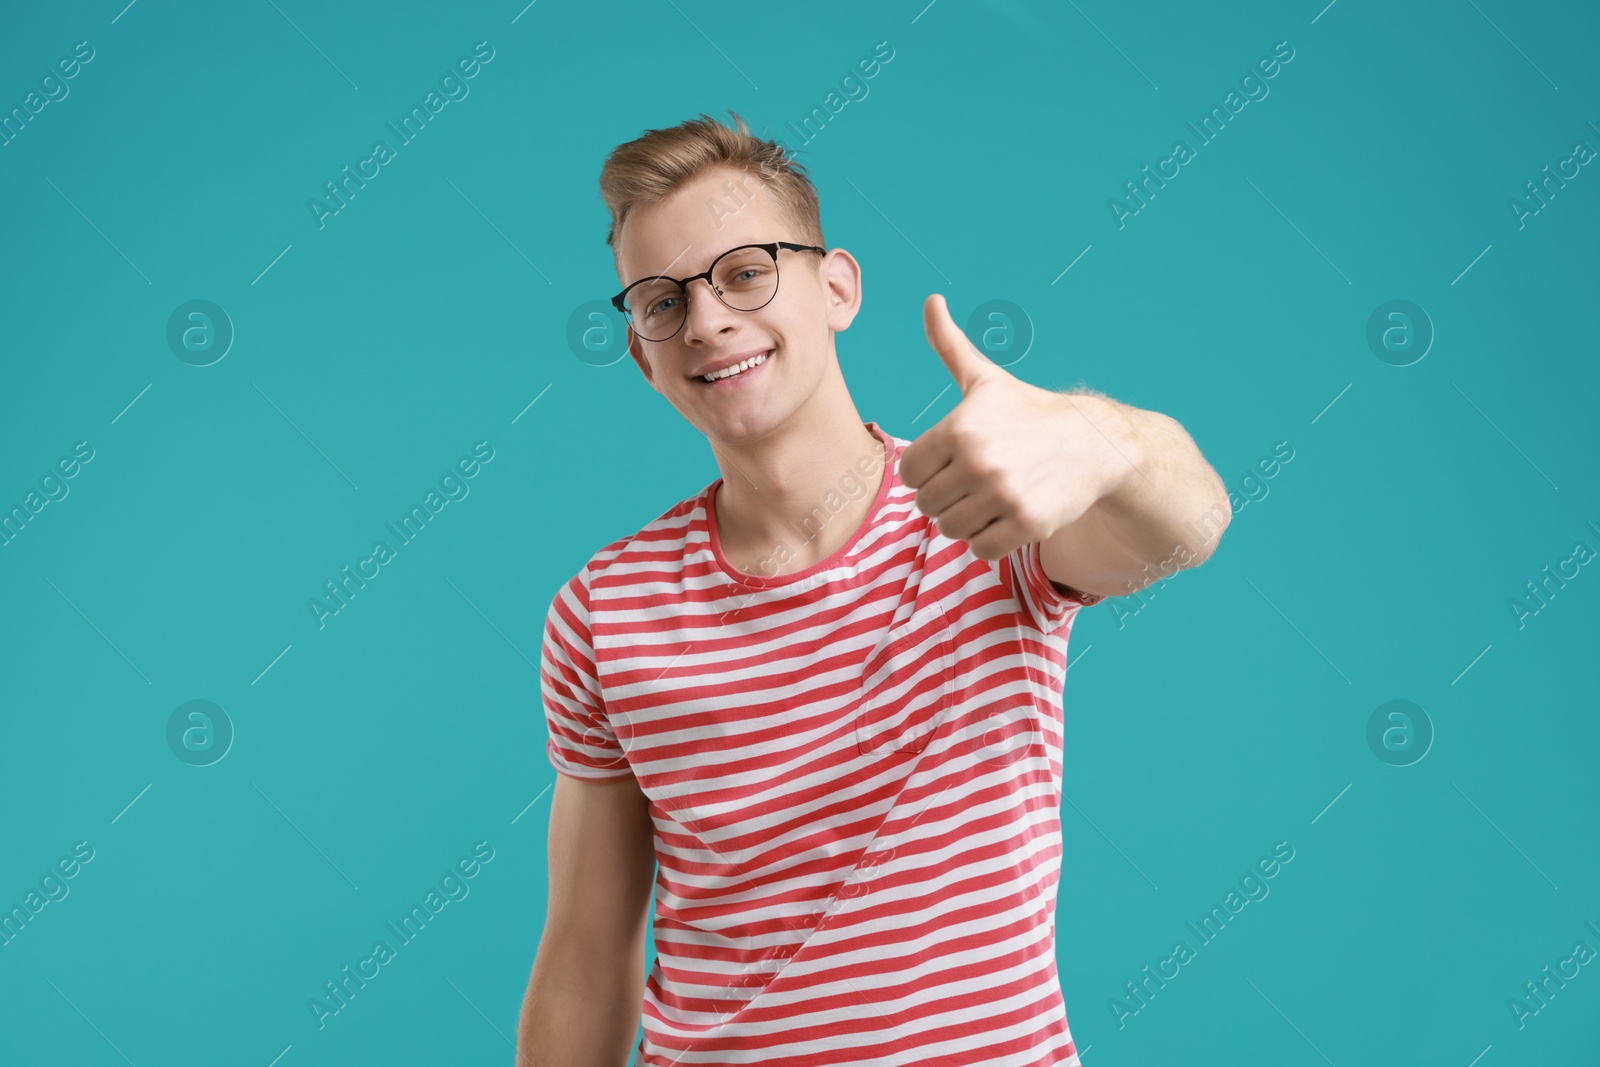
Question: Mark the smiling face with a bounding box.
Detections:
[616,165,861,445]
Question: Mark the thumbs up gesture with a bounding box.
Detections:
[899,295,1125,563]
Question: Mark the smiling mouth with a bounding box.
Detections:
[695,349,772,385]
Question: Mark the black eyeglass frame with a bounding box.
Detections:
[610,241,827,342]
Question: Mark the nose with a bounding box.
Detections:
[679,275,740,342]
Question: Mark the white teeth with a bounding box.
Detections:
[702,351,768,382]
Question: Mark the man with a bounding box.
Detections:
[518,110,1231,1067]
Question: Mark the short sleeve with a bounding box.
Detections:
[1002,539,1104,635]
[540,564,633,780]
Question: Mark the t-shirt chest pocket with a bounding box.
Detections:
[856,602,955,757]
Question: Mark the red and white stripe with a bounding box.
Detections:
[542,422,1099,1066]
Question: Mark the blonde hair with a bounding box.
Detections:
[598,110,825,268]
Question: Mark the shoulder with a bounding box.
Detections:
[551,483,708,609]
[543,487,704,640]
[590,488,704,578]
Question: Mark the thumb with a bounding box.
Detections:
[924,294,998,397]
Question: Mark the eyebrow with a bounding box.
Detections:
[631,243,698,286]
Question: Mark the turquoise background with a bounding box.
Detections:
[3,0,1597,1064]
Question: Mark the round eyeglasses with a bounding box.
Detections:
[611,241,826,342]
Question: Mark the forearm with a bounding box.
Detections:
[516,951,643,1067]
[1087,396,1230,567]
[1039,391,1230,594]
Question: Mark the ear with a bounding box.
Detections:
[822,248,863,334]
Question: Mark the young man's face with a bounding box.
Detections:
[616,165,860,444]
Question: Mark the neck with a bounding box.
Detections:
[710,403,888,578]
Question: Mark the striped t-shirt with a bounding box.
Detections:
[540,420,1103,1067]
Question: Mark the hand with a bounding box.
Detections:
[898,294,1124,562]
